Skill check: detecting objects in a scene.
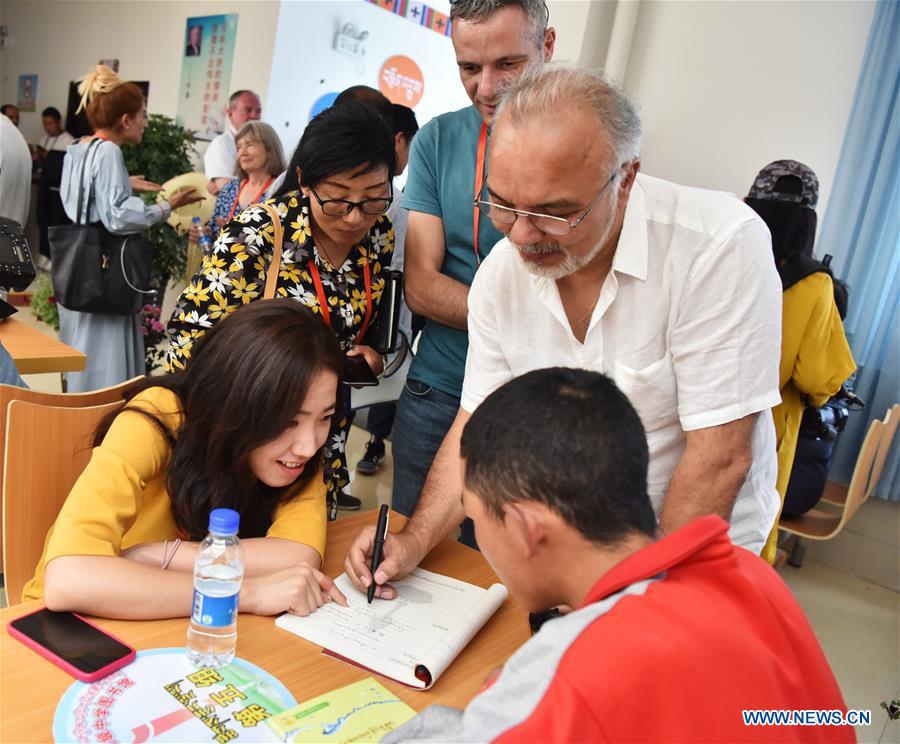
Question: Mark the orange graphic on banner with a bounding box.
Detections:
[379,55,424,108]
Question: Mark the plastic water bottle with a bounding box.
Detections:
[192,216,213,254]
[186,508,244,668]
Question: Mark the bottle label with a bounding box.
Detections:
[191,590,239,627]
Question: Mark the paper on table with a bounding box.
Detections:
[275,568,508,689]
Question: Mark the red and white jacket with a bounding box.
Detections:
[387,516,852,743]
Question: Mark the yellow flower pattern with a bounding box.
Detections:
[165,190,394,507]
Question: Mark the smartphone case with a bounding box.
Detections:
[7,607,137,683]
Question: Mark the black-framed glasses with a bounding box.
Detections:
[309,184,393,217]
[474,167,621,237]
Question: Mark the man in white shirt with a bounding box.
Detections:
[0,113,32,228]
[345,65,782,594]
[37,107,74,154]
[203,89,262,194]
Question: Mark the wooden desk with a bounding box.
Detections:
[0,511,529,742]
[0,317,86,374]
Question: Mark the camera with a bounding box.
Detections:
[0,217,37,292]
[799,382,865,442]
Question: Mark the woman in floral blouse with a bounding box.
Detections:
[166,101,395,516]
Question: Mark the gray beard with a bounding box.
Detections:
[512,191,618,280]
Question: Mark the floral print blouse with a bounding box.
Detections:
[165,190,394,506]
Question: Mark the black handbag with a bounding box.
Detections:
[49,138,155,315]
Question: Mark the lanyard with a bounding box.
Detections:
[308,254,373,344]
[227,176,274,221]
[472,122,489,266]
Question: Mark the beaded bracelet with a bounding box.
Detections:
[161,538,182,570]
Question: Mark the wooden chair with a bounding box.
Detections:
[781,416,885,567]
[820,404,898,506]
[2,400,122,605]
[0,377,138,572]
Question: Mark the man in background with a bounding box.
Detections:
[384,368,850,743]
[33,107,74,270]
[389,0,555,542]
[204,89,262,194]
[0,104,19,127]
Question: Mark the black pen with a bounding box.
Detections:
[368,504,390,604]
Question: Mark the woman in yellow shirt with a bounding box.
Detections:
[25,299,351,618]
[745,160,856,563]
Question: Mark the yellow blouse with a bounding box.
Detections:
[762,272,855,563]
[23,387,327,601]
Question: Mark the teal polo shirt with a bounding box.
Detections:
[402,105,504,398]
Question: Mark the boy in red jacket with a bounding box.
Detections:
[387,368,852,743]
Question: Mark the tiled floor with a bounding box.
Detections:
[9,300,900,739]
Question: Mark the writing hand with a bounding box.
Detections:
[344,527,425,599]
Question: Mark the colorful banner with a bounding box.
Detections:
[365,0,451,37]
[176,14,238,141]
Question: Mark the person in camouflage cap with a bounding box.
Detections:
[748,159,819,209]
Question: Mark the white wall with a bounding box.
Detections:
[0,0,875,217]
[622,1,875,215]
[0,1,280,147]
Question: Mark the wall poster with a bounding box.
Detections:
[176,14,238,140]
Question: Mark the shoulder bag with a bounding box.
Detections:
[49,138,155,315]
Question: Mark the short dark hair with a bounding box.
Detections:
[276,101,395,196]
[41,106,62,120]
[335,85,394,130]
[1,104,17,115]
[450,0,549,47]
[391,104,419,141]
[460,368,657,545]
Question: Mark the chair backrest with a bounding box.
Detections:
[0,378,137,572]
[837,417,884,529]
[867,404,899,498]
[2,399,122,604]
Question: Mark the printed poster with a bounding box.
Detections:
[53,648,295,743]
[176,14,238,141]
[18,74,37,112]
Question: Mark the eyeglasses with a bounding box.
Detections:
[309,184,393,217]
[474,168,621,237]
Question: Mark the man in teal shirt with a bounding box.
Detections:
[392,0,555,542]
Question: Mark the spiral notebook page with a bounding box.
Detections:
[275,568,508,689]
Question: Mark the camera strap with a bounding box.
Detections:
[471,122,488,267]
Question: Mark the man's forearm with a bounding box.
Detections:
[403,411,469,555]
[406,271,470,331]
[658,436,751,534]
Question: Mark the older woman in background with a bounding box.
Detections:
[202,121,285,244]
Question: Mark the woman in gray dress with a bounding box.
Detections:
[59,65,200,392]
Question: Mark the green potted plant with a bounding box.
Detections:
[122,113,197,372]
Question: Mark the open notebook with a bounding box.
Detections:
[275,568,508,689]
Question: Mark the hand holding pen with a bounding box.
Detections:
[367,504,390,604]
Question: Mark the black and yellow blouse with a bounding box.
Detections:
[165,190,394,504]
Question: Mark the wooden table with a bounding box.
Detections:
[0,317,85,374]
[0,511,529,742]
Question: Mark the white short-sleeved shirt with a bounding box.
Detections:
[39,131,74,152]
[203,127,237,180]
[461,173,782,553]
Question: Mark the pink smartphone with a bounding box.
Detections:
[7,607,136,683]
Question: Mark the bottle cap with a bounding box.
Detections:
[191,216,201,225]
[208,508,240,535]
